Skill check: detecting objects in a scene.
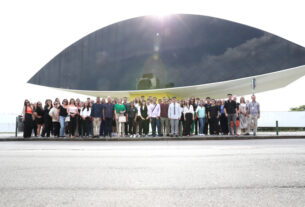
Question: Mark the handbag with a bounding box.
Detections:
[119,115,126,123]
[65,116,70,122]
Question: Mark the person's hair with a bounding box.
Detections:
[62,99,68,105]
[44,99,53,109]
[37,101,43,110]
[206,97,211,99]
[82,101,90,111]
[227,93,232,96]
[240,97,246,104]
[24,99,30,114]
[180,100,185,107]
[69,98,75,105]
[24,99,29,107]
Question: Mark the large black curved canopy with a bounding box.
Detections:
[28,14,305,91]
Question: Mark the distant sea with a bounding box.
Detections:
[0,113,17,132]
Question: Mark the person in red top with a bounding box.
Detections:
[22,99,34,138]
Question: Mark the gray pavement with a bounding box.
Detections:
[0,139,305,207]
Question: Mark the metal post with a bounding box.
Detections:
[276,120,279,136]
[15,116,18,137]
[252,78,256,96]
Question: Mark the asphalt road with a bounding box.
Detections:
[0,139,304,207]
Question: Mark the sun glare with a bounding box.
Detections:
[151,11,172,19]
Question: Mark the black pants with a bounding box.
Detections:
[33,120,37,137]
[128,118,136,135]
[23,113,33,138]
[42,119,52,137]
[194,118,198,135]
[139,118,149,135]
[77,115,82,136]
[204,118,209,135]
[69,116,76,136]
[124,122,129,135]
[52,122,60,137]
[82,117,90,136]
[220,114,229,135]
[104,117,113,136]
[185,113,193,136]
[210,117,219,135]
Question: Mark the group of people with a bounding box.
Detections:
[22,94,260,138]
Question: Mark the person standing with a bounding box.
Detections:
[239,97,248,135]
[196,100,206,136]
[134,99,142,137]
[183,101,194,136]
[234,96,240,135]
[80,101,91,138]
[41,99,53,138]
[123,97,130,136]
[114,98,126,137]
[103,97,115,137]
[179,100,186,136]
[204,97,211,135]
[168,97,181,137]
[247,95,260,136]
[219,99,229,135]
[59,99,68,137]
[67,98,78,138]
[22,100,34,138]
[139,100,149,137]
[160,97,170,136]
[127,101,138,138]
[224,94,238,136]
[190,98,198,135]
[148,97,161,137]
[49,101,60,137]
[90,97,103,138]
[208,99,220,135]
[34,101,44,137]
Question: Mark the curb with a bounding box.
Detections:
[0,136,305,142]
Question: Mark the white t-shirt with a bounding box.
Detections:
[80,108,91,118]
[183,105,194,114]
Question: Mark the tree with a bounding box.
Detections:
[290,105,305,111]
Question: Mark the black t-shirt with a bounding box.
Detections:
[224,100,237,114]
[59,105,68,117]
[35,107,44,117]
[128,107,138,119]
[205,103,211,115]
[43,106,52,122]
[209,106,219,118]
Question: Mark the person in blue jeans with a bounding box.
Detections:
[59,99,68,137]
[196,100,206,136]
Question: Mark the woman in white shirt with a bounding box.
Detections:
[67,98,79,138]
[183,101,194,136]
[80,101,91,138]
